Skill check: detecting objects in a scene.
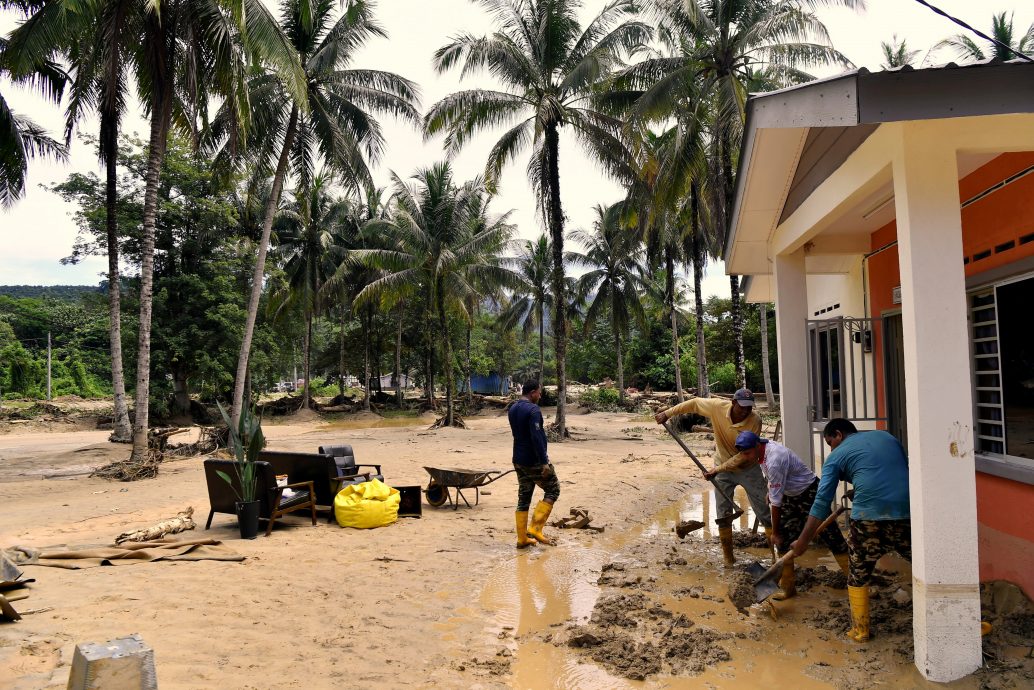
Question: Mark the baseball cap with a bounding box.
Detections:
[735,431,767,450]
[733,388,756,407]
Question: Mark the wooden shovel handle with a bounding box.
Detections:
[754,504,849,585]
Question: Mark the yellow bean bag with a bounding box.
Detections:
[334,479,400,529]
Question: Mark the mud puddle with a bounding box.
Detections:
[475,487,860,688]
[473,485,1034,689]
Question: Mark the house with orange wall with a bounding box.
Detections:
[725,59,1034,682]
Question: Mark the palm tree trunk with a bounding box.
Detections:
[719,127,746,389]
[104,152,132,442]
[363,309,371,412]
[302,311,311,410]
[691,184,709,398]
[538,303,545,384]
[731,275,746,387]
[615,327,624,402]
[465,322,473,399]
[128,68,173,464]
[438,298,454,427]
[338,304,346,397]
[395,304,403,405]
[426,311,436,409]
[544,121,567,436]
[760,303,776,408]
[666,249,684,402]
[231,105,300,426]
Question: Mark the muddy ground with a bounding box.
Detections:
[1,406,1033,689]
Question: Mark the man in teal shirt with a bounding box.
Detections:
[790,419,911,643]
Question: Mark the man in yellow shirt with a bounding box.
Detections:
[655,388,772,566]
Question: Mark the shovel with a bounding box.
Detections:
[752,504,849,603]
[663,421,745,532]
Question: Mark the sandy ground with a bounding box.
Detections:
[1,409,1032,689]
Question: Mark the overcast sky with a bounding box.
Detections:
[2,0,1032,295]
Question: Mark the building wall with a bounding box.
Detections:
[862,152,1034,598]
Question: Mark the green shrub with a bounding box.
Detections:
[709,362,738,393]
[579,386,621,411]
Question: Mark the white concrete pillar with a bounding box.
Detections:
[773,250,811,461]
[892,121,981,682]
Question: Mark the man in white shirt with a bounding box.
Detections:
[732,431,849,600]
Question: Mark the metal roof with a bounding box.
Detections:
[725,59,1034,266]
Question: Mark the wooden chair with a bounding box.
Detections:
[203,459,318,536]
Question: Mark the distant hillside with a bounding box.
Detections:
[0,285,103,300]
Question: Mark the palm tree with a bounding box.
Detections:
[0,35,68,206]
[936,11,1034,62]
[498,235,552,383]
[759,303,775,408]
[271,173,348,410]
[349,163,519,427]
[570,203,646,401]
[222,0,421,426]
[425,0,650,437]
[23,0,141,442]
[880,34,919,69]
[638,0,855,388]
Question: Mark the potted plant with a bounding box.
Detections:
[216,402,265,539]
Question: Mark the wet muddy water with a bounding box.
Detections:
[477,487,956,689]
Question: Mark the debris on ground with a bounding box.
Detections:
[551,507,604,532]
[114,507,196,545]
[165,426,227,459]
[91,452,161,481]
[674,520,706,538]
[428,415,467,429]
[545,422,571,441]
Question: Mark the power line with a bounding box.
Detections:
[911,0,1034,63]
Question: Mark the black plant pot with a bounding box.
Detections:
[235,500,260,539]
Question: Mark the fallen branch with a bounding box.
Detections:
[114,507,196,545]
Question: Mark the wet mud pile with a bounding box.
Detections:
[804,579,1034,690]
[556,592,733,681]
[707,531,771,548]
[726,571,756,610]
[795,564,848,591]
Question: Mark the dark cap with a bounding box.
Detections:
[733,388,755,407]
[735,431,767,450]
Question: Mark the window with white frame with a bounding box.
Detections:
[970,276,1034,465]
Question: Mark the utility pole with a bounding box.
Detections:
[46,332,52,401]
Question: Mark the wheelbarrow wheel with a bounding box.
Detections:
[425,482,449,507]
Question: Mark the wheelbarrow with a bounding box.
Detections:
[423,467,516,510]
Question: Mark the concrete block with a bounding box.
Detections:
[66,634,157,690]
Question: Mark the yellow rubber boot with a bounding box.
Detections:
[528,501,555,546]
[771,561,797,601]
[515,511,536,549]
[718,526,736,567]
[847,585,871,642]
[834,552,851,576]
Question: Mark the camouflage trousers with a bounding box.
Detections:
[848,519,912,587]
[514,463,561,511]
[776,478,849,556]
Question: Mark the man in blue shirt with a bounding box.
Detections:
[508,380,560,548]
[731,431,849,601]
[791,419,911,643]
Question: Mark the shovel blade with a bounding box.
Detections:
[714,509,745,528]
[752,564,783,603]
